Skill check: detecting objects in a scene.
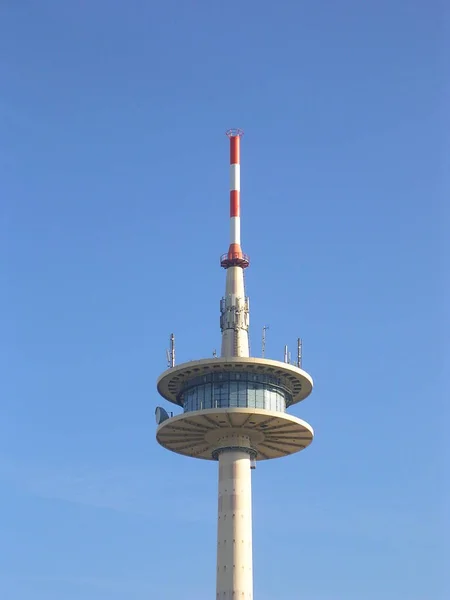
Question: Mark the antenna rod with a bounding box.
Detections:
[297,338,302,368]
[262,325,269,357]
[284,345,288,363]
[170,333,175,367]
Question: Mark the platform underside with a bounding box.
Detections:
[156,408,313,461]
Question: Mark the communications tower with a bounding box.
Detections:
[155,130,314,599]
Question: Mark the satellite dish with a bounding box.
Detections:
[155,406,170,425]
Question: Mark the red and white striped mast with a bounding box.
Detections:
[220,129,250,358]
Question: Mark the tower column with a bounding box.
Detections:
[216,441,254,600]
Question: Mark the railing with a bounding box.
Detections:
[220,253,250,269]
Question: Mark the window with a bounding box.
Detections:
[237,383,248,407]
[255,388,264,409]
[203,384,212,409]
[197,385,204,410]
[229,382,238,407]
[214,382,229,406]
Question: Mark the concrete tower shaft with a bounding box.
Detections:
[216,446,253,599]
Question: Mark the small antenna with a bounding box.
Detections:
[284,345,288,363]
[262,325,269,357]
[213,349,217,358]
[297,338,303,368]
[166,333,176,368]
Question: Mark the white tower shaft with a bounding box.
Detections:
[216,448,253,600]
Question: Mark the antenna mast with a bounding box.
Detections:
[297,337,303,368]
[219,129,250,358]
[166,333,175,368]
[262,325,269,357]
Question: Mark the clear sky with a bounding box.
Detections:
[1,1,447,599]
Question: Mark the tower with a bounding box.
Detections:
[155,130,314,599]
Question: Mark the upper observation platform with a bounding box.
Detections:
[157,357,313,409]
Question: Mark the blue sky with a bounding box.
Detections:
[0,1,446,598]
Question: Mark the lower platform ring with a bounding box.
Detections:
[156,407,313,461]
[211,446,258,461]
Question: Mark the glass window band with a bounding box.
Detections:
[178,371,292,413]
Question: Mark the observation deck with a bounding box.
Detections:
[157,357,313,408]
[156,357,314,461]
